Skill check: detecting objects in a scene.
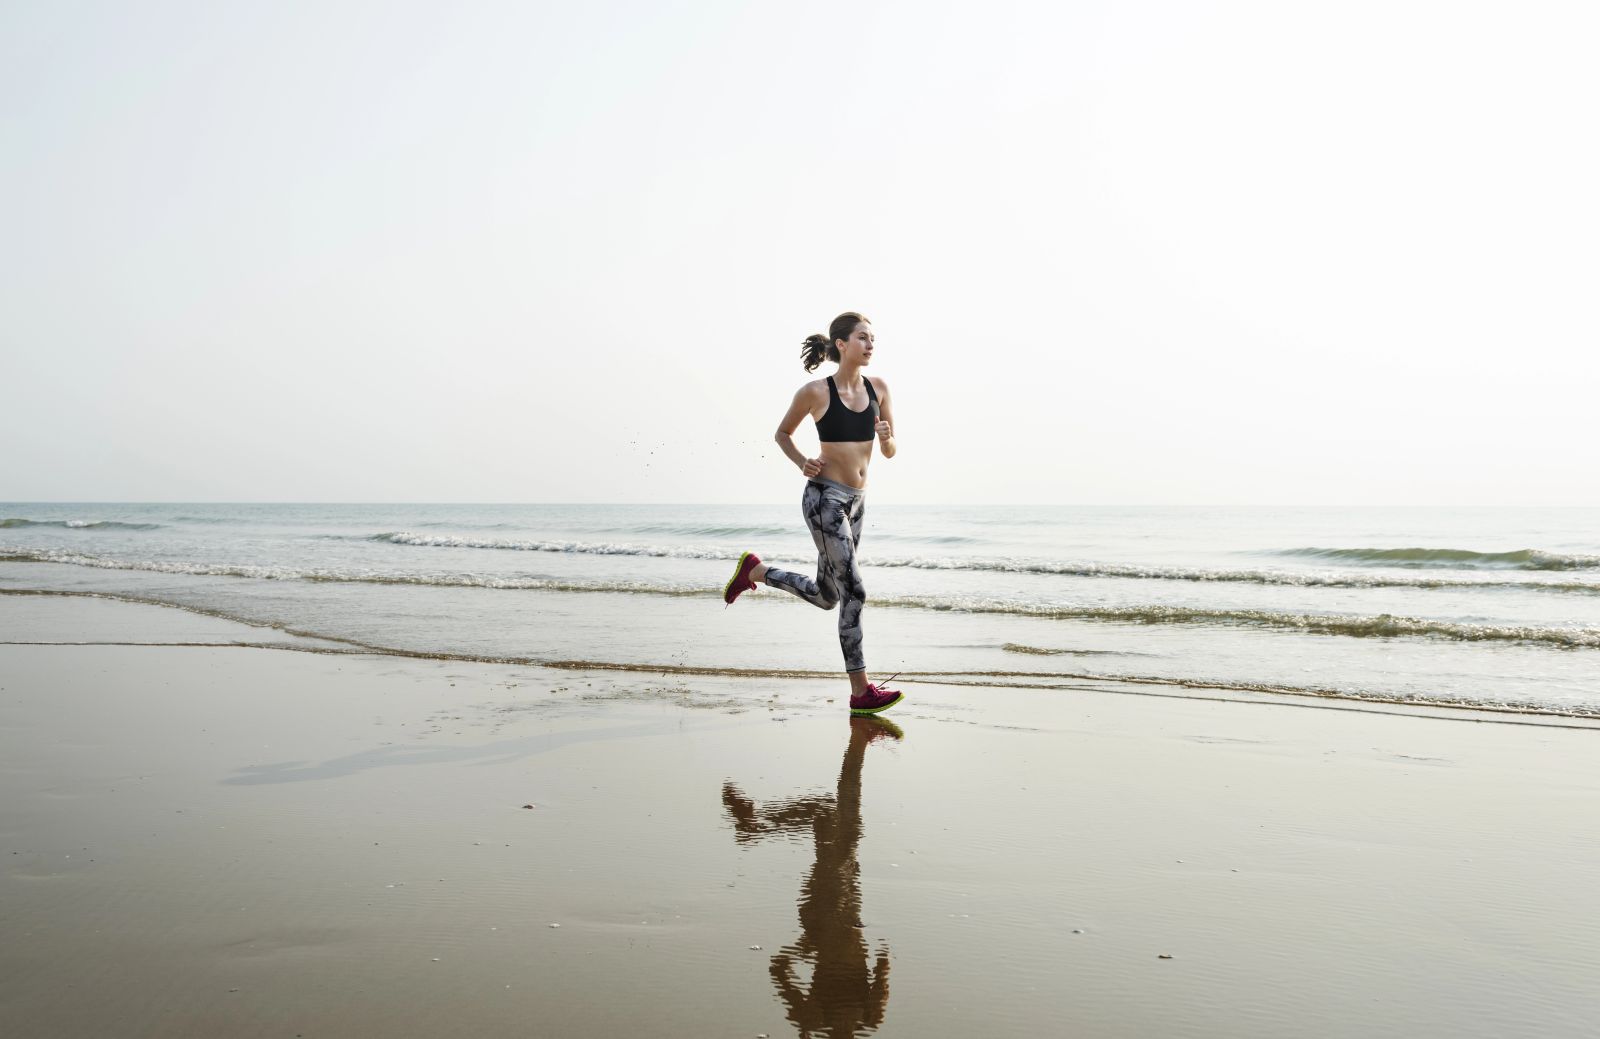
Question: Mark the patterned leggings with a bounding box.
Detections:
[763,479,868,672]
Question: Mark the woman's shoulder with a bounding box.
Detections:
[867,374,891,396]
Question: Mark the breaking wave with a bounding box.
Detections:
[358,533,1600,593]
[0,549,707,596]
[16,527,1599,595]
[599,522,798,538]
[869,596,1600,649]
[866,557,1600,592]
[368,531,736,558]
[1,518,161,531]
[1282,547,1600,571]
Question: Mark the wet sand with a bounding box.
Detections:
[3,596,1599,1038]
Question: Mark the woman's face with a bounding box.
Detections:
[835,322,875,366]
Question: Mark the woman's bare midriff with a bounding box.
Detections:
[818,441,874,489]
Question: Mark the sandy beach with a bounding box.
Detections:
[3,593,1598,1038]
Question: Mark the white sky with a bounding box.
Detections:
[3,0,1596,505]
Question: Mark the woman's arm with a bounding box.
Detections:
[775,383,826,476]
[871,377,897,459]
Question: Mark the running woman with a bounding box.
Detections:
[723,312,903,715]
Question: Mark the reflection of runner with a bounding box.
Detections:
[723,312,903,716]
[722,715,902,1037]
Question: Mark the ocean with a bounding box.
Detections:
[3,503,1597,717]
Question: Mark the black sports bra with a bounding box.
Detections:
[815,376,878,443]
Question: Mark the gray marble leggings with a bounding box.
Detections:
[763,479,868,672]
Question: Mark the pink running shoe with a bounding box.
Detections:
[724,551,762,605]
[849,676,904,715]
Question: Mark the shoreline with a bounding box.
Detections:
[6,586,1598,727]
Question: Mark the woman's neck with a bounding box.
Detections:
[835,360,864,387]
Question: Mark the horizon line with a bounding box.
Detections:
[5,501,1599,510]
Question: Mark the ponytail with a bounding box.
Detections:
[799,311,869,372]
[800,334,835,372]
